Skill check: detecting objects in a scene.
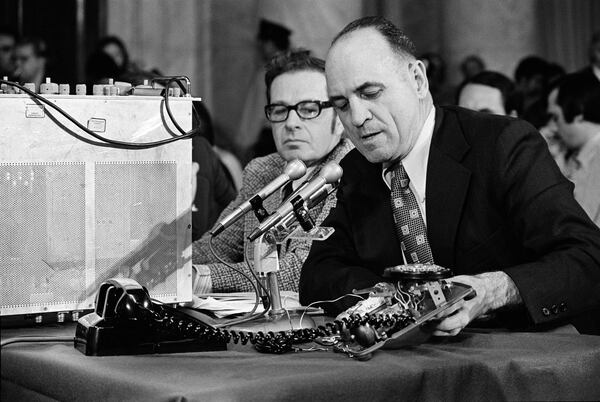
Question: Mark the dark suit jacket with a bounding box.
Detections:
[192,136,237,241]
[300,106,600,334]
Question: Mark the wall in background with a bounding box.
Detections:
[3,0,597,158]
[106,0,361,153]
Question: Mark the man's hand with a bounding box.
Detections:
[429,271,522,336]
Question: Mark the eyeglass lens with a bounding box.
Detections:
[267,101,323,122]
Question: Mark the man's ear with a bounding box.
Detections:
[411,60,429,98]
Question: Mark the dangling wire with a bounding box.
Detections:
[0,79,198,149]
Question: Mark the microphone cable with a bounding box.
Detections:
[0,79,198,149]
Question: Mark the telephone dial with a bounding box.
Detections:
[75,265,474,360]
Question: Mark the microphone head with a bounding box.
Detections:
[284,159,307,180]
[319,162,343,183]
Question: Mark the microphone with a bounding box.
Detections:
[247,162,343,241]
[275,182,339,231]
[210,159,307,236]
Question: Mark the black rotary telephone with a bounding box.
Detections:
[75,267,475,360]
[74,278,226,356]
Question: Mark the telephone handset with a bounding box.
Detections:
[74,277,226,356]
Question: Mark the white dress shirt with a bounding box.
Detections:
[381,107,436,225]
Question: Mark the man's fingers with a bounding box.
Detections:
[431,307,471,334]
[431,327,462,337]
[433,300,464,319]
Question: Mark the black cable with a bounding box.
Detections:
[1,336,75,348]
[0,79,197,149]
[207,235,272,328]
[163,78,189,136]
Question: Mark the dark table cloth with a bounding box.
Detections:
[2,323,600,401]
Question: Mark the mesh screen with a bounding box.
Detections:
[0,163,86,308]
[94,161,178,297]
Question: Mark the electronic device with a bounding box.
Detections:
[75,270,474,359]
[75,278,225,355]
[331,264,476,359]
[0,80,195,326]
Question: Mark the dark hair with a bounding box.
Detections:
[332,16,416,59]
[556,72,600,124]
[420,52,446,84]
[258,19,291,51]
[514,55,548,83]
[192,100,215,145]
[590,30,600,64]
[591,30,600,46]
[264,49,325,103]
[457,70,516,112]
[0,26,17,39]
[15,37,47,58]
[95,36,129,71]
[85,50,120,85]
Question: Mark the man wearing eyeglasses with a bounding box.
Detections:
[192,49,352,293]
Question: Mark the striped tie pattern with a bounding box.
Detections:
[389,162,434,264]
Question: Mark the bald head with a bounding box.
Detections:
[325,18,432,164]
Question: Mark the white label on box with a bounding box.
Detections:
[25,104,45,118]
[87,118,106,132]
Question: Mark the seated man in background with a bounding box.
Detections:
[0,27,16,79]
[547,72,600,227]
[457,70,517,116]
[192,49,352,293]
[300,16,600,335]
[14,37,48,91]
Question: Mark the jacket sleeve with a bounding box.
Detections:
[493,119,600,328]
[192,159,261,291]
[299,160,384,315]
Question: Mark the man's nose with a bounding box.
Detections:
[349,98,371,127]
[284,108,302,128]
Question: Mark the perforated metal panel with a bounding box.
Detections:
[1,162,86,309]
[0,94,194,317]
[94,161,178,298]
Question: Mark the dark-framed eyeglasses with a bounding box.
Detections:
[264,100,332,123]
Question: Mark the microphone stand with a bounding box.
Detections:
[225,199,331,333]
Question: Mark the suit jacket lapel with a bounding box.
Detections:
[426,107,471,268]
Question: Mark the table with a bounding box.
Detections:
[2,323,600,401]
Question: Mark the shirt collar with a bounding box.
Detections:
[574,132,600,169]
[381,107,435,203]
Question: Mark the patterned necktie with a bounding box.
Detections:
[389,162,434,264]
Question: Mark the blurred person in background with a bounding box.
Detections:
[14,37,48,91]
[457,70,517,116]
[538,77,569,173]
[513,55,553,128]
[420,52,455,106]
[91,36,160,86]
[191,101,238,242]
[0,27,16,79]
[85,48,121,90]
[237,19,293,163]
[578,30,600,84]
[459,54,486,83]
[547,72,600,227]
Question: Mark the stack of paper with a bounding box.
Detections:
[188,291,315,318]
